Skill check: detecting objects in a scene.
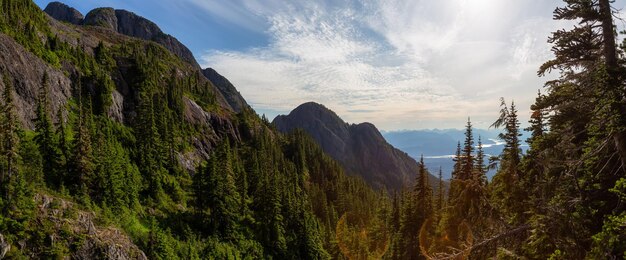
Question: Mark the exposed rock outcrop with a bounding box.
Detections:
[0,34,72,129]
[114,10,198,67]
[202,68,249,113]
[43,1,84,25]
[34,194,147,260]
[0,233,9,259]
[83,7,118,31]
[78,6,199,67]
[274,102,440,191]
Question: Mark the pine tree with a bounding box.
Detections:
[34,72,61,188]
[71,99,94,199]
[1,73,20,206]
[475,136,486,186]
[55,107,70,182]
[490,99,523,224]
[416,155,433,220]
[461,118,474,180]
[526,0,626,257]
[207,140,242,240]
[436,167,444,221]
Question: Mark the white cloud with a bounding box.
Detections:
[195,0,625,130]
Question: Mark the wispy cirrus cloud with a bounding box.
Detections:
[34,0,624,129]
[195,0,623,130]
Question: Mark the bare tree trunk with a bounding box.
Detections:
[599,0,626,171]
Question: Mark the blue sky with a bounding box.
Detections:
[34,0,626,130]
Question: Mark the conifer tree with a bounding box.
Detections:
[206,140,242,240]
[1,73,19,205]
[451,141,461,179]
[525,0,626,256]
[490,99,523,224]
[416,155,433,221]
[436,167,444,221]
[475,136,486,185]
[34,72,61,188]
[55,107,70,180]
[461,118,475,180]
[71,99,94,199]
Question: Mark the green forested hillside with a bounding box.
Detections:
[0,0,386,259]
[2,0,626,259]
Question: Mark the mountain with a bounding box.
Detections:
[273,102,441,191]
[43,2,199,68]
[43,1,83,25]
[201,68,249,113]
[0,1,386,258]
[43,2,250,113]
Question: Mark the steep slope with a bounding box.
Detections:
[45,4,199,68]
[273,102,440,190]
[44,2,250,115]
[42,1,83,25]
[202,68,249,113]
[0,1,387,258]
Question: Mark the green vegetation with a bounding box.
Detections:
[0,1,386,258]
[1,0,626,259]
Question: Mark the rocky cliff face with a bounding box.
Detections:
[83,7,118,31]
[0,2,241,171]
[44,3,250,115]
[79,7,199,68]
[0,33,72,129]
[274,102,440,190]
[114,9,199,68]
[42,1,83,25]
[202,68,249,113]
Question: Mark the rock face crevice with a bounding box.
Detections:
[274,102,440,191]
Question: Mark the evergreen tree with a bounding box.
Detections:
[34,72,61,188]
[475,136,485,182]
[435,167,444,222]
[415,155,433,221]
[70,100,94,199]
[490,99,524,224]
[461,118,475,180]
[207,140,242,240]
[55,107,70,183]
[1,73,20,206]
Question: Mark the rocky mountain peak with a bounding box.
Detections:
[43,1,84,25]
[273,102,439,191]
[51,4,199,67]
[83,7,118,31]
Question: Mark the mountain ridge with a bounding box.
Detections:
[0,1,388,258]
[273,102,442,191]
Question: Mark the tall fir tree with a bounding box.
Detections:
[490,99,524,224]
[461,118,474,180]
[34,72,61,188]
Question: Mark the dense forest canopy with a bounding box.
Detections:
[0,0,625,259]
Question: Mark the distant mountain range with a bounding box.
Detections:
[273,102,441,191]
[382,129,530,179]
